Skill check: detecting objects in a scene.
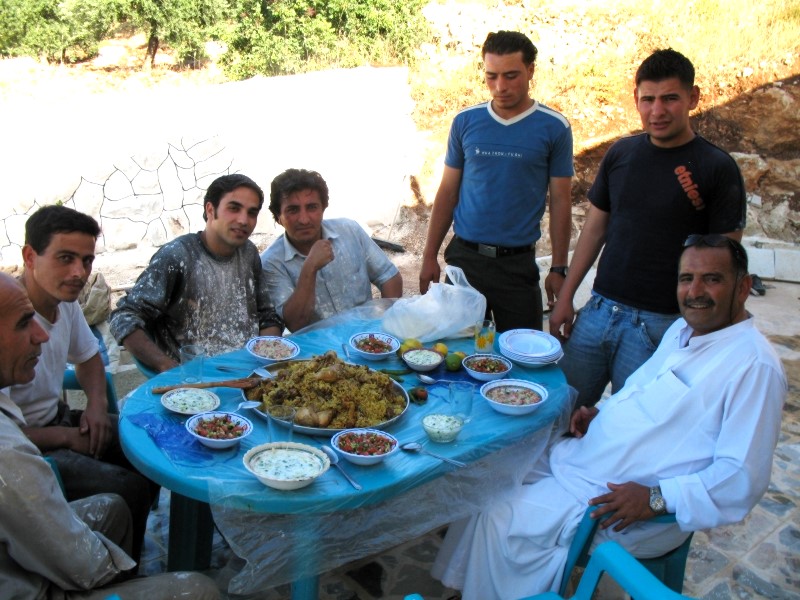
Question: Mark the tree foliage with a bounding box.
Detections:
[218,0,430,79]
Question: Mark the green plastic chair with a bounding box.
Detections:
[526,540,693,599]
[559,505,694,596]
[62,369,119,414]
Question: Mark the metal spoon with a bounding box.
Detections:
[321,446,362,490]
[341,343,351,360]
[214,365,273,378]
[400,442,466,468]
[236,400,261,411]
[416,374,460,385]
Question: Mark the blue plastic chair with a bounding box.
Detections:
[527,540,692,599]
[44,456,66,496]
[559,505,694,596]
[62,369,119,414]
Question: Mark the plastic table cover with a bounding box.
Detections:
[119,300,573,594]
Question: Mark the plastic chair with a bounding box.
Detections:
[526,540,692,599]
[44,456,66,496]
[560,505,694,596]
[62,369,119,414]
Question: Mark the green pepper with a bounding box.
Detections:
[408,386,429,404]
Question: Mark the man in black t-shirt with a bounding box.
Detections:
[549,48,745,408]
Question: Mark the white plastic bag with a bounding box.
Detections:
[382,266,486,342]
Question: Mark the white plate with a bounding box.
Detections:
[499,329,561,357]
[161,388,221,415]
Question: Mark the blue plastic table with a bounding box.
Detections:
[119,304,570,599]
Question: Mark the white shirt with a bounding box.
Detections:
[552,316,787,530]
[7,302,98,427]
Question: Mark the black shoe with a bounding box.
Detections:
[750,274,766,296]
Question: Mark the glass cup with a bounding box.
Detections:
[448,381,474,425]
[179,344,206,383]
[474,319,496,353]
[267,406,296,443]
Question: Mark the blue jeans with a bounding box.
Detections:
[558,293,679,407]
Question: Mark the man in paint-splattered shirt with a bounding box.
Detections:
[110,174,283,373]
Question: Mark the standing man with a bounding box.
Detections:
[0,272,220,599]
[549,48,746,407]
[432,237,785,599]
[419,30,574,332]
[111,173,284,373]
[8,205,156,565]
[261,168,402,332]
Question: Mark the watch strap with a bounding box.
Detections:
[549,266,568,276]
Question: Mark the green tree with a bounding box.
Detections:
[124,0,229,68]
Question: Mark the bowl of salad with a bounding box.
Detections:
[331,428,399,465]
[462,354,512,382]
[185,411,253,449]
[246,336,300,363]
[348,332,400,361]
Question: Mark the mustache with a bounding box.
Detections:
[683,296,715,309]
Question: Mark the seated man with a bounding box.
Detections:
[0,272,220,600]
[110,173,284,373]
[432,236,786,599]
[8,205,156,565]
[261,168,402,332]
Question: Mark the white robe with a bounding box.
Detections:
[432,317,786,600]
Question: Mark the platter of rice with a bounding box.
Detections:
[243,350,409,436]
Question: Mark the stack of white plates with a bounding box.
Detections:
[498,329,563,367]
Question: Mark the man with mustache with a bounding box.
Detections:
[432,236,786,599]
[0,272,220,599]
[7,205,155,565]
[261,168,402,332]
[111,173,284,372]
[550,49,746,408]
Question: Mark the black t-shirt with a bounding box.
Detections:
[590,134,746,314]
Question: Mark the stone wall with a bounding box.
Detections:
[0,67,418,266]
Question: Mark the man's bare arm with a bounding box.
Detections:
[380,273,402,299]
[544,176,574,307]
[74,352,112,457]
[419,166,462,294]
[121,328,177,373]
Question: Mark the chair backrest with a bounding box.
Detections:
[570,541,691,600]
[62,369,119,414]
[560,505,693,596]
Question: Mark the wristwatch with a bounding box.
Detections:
[549,266,568,277]
[649,485,667,515]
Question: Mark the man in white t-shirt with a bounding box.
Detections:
[7,205,156,565]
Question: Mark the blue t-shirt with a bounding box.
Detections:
[446,101,574,247]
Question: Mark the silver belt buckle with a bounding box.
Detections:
[478,243,497,258]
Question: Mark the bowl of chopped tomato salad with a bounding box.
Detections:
[186,411,254,449]
[348,332,400,361]
[331,428,399,465]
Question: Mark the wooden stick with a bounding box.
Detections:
[151,377,264,395]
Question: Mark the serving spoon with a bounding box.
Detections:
[321,446,362,490]
[416,374,460,385]
[400,442,466,468]
[236,400,261,411]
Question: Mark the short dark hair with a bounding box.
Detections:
[203,174,265,222]
[682,234,749,278]
[482,31,538,65]
[636,48,695,89]
[25,205,101,254]
[268,169,330,222]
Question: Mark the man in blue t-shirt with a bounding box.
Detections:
[419,30,574,332]
[549,48,746,408]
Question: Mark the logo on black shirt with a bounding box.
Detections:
[674,165,705,210]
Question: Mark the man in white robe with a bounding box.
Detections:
[432,235,787,600]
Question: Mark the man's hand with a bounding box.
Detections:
[63,427,93,456]
[544,272,565,309]
[79,404,112,458]
[306,239,334,271]
[589,482,655,532]
[569,405,598,438]
[548,298,576,341]
[419,256,441,294]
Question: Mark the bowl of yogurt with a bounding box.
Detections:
[402,348,444,372]
[160,388,220,415]
[422,413,464,443]
[243,442,330,490]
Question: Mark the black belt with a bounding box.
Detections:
[454,236,535,258]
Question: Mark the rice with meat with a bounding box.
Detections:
[245,350,406,429]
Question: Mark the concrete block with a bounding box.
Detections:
[774,248,800,283]
[747,247,776,279]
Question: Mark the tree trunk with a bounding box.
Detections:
[144,34,159,70]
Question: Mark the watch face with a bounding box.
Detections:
[650,489,666,513]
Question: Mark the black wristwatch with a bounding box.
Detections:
[649,485,667,515]
[549,266,568,277]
